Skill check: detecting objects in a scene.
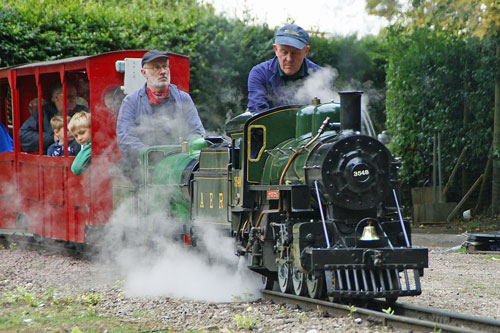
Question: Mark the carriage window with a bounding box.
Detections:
[248,126,265,161]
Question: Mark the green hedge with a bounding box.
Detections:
[385,27,496,203]
[0,0,387,133]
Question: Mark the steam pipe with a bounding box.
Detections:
[339,91,363,132]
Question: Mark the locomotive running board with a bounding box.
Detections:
[302,247,428,271]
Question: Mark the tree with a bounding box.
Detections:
[367,0,500,213]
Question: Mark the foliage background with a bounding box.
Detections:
[1,0,498,209]
[385,28,496,203]
[0,0,387,133]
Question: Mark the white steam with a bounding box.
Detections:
[99,191,262,303]
[294,66,339,104]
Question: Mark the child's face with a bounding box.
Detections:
[72,127,91,146]
[54,128,65,142]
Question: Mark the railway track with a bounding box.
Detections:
[4,229,499,332]
[262,290,500,332]
[0,229,92,259]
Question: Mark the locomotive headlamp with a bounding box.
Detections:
[360,222,380,241]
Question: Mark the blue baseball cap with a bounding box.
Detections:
[274,24,310,49]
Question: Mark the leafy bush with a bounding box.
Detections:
[385,27,496,203]
[0,0,386,133]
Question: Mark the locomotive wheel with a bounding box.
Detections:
[306,273,325,299]
[292,266,307,296]
[278,262,292,293]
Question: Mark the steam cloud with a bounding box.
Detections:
[99,191,262,302]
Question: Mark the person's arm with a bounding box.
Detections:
[247,65,272,113]
[71,141,91,176]
[180,93,205,138]
[19,112,54,152]
[116,95,148,157]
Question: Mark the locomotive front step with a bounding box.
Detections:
[325,267,423,298]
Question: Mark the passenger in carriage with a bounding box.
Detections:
[19,83,88,154]
[46,114,80,157]
[68,111,92,176]
[116,50,205,182]
[0,123,13,153]
[247,24,323,114]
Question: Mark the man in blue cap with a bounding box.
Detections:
[247,24,322,113]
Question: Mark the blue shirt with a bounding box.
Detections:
[47,139,80,157]
[247,57,323,113]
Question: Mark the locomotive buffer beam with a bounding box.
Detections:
[303,248,428,299]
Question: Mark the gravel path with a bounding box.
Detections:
[1,237,500,332]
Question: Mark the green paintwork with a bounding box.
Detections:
[245,107,299,183]
[261,132,337,185]
[312,102,341,133]
[146,137,207,222]
[191,147,230,225]
[295,105,315,137]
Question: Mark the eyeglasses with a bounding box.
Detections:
[144,64,170,73]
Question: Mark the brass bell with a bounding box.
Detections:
[360,222,380,241]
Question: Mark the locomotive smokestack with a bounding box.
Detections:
[339,91,362,132]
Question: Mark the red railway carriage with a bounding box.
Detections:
[0,50,191,243]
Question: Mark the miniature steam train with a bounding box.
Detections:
[138,93,428,302]
[0,50,427,302]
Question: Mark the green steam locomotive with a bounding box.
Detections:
[114,91,428,302]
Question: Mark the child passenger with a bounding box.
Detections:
[68,111,91,176]
[47,115,80,157]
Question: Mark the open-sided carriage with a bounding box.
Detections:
[0,50,190,243]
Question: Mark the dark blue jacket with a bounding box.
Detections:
[247,57,322,113]
[47,139,80,157]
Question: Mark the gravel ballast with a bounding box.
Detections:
[1,236,500,332]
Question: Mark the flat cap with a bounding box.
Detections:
[141,50,169,68]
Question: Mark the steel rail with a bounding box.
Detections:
[262,290,500,333]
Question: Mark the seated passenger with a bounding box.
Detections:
[69,112,91,176]
[0,123,13,153]
[47,115,80,157]
[247,24,323,113]
[19,83,88,154]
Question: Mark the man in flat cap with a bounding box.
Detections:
[116,50,205,181]
[247,24,322,114]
